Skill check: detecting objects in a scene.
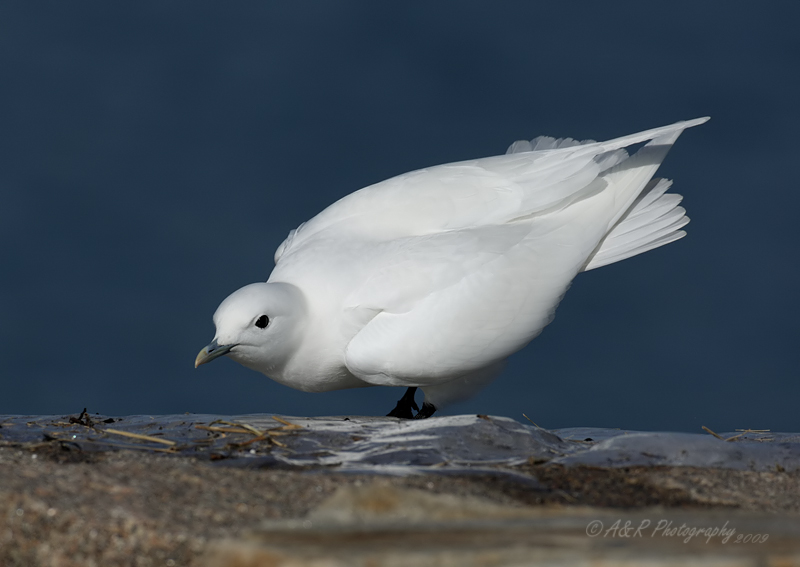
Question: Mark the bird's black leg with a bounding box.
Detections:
[414,401,437,419]
[386,387,419,419]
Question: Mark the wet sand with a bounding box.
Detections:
[2,413,800,565]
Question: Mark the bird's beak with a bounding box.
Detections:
[195,339,236,368]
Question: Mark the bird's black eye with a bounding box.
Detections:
[255,315,269,329]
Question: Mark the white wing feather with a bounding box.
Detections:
[343,218,592,386]
[268,118,708,388]
[275,118,708,262]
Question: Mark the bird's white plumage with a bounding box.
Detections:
[203,118,708,409]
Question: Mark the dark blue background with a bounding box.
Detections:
[2,2,798,432]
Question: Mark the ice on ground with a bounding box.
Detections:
[2,414,797,473]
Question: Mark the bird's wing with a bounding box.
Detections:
[273,118,707,386]
[342,217,592,388]
[339,118,709,387]
[275,118,708,264]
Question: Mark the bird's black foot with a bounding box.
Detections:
[386,387,419,419]
[413,401,437,419]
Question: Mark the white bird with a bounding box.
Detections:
[196,118,708,418]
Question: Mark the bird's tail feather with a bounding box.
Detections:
[583,178,689,271]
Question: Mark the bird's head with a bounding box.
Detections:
[195,282,306,376]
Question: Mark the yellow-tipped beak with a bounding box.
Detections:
[194,339,235,368]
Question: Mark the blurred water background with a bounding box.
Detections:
[1,2,798,431]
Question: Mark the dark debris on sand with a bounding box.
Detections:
[3,410,800,565]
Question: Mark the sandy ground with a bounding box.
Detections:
[3,439,800,566]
